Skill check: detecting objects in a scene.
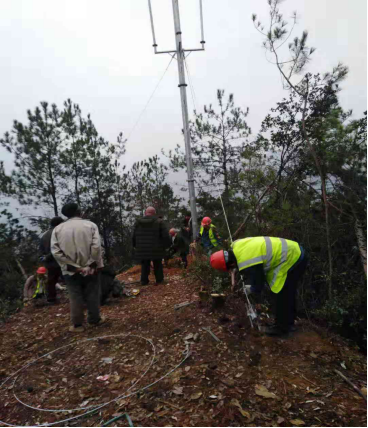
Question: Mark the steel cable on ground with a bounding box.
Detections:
[184,57,259,329]
[0,334,191,427]
[126,54,175,142]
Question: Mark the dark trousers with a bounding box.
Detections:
[64,273,101,326]
[180,253,188,268]
[275,254,308,330]
[141,259,164,285]
[46,265,61,301]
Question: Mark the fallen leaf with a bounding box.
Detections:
[340,361,347,370]
[290,419,305,426]
[96,375,110,381]
[277,416,285,424]
[101,357,113,364]
[255,384,277,399]
[209,395,217,399]
[310,352,317,358]
[172,386,183,395]
[230,398,250,418]
[185,366,191,372]
[184,333,194,341]
[62,378,67,383]
[111,375,121,383]
[190,392,202,400]
[361,387,367,397]
[235,372,243,378]
[284,402,292,409]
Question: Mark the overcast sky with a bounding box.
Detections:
[0,0,366,218]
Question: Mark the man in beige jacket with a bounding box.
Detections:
[51,202,104,332]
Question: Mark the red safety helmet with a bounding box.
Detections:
[37,267,47,274]
[201,216,212,226]
[210,250,229,272]
[169,228,177,237]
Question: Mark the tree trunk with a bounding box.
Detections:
[15,258,27,280]
[321,175,333,299]
[300,78,333,299]
[354,218,367,276]
[350,204,367,276]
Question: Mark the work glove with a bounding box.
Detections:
[243,284,252,296]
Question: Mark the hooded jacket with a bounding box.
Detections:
[132,215,170,260]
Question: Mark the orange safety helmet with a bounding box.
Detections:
[201,216,212,226]
[37,267,47,274]
[169,228,177,237]
[210,250,229,272]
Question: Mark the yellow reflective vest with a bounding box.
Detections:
[232,237,301,294]
[199,224,220,248]
[32,276,46,298]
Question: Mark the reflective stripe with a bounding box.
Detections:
[270,238,288,286]
[238,255,264,269]
[264,237,272,271]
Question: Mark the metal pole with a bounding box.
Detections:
[147,0,158,53]
[172,0,199,239]
[199,0,205,48]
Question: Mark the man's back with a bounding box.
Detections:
[133,216,169,261]
[51,217,103,274]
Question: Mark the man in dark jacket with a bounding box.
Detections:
[181,214,192,242]
[168,228,190,268]
[40,216,64,303]
[132,207,170,286]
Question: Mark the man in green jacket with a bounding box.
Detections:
[196,217,223,256]
[210,237,308,336]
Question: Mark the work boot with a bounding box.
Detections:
[89,316,106,326]
[264,325,289,337]
[69,324,85,333]
[289,324,297,332]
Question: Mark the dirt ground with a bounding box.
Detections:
[0,261,366,427]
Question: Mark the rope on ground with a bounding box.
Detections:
[0,334,191,427]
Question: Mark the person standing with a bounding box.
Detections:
[132,206,170,286]
[181,214,192,242]
[40,216,64,303]
[51,202,104,333]
[210,236,308,336]
[196,217,223,256]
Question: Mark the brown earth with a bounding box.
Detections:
[0,261,366,427]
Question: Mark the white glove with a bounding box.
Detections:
[244,284,252,295]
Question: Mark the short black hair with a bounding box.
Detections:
[61,202,81,219]
[50,216,64,228]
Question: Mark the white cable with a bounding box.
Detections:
[209,165,233,245]
[0,334,191,427]
[126,54,175,142]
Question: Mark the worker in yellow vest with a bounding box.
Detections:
[210,237,308,337]
[196,217,223,256]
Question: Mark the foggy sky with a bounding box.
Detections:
[0,0,366,219]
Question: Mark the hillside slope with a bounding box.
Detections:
[0,264,366,427]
